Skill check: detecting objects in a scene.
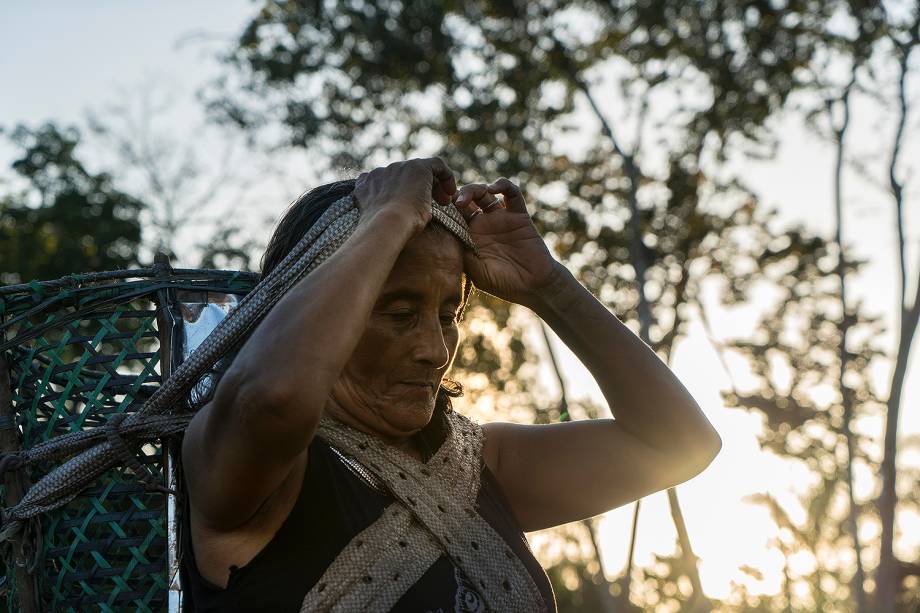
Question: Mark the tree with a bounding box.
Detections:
[86,83,270,271]
[714,4,919,611]
[701,211,888,610]
[0,123,145,285]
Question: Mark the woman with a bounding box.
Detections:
[179,158,722,611]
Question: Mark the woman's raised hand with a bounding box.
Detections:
[353,158,457,235]
[452,178,558,306]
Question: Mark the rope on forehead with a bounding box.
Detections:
[429,198,480,313]
[429,198,480,256]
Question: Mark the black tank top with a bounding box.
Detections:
[179,421,556,611]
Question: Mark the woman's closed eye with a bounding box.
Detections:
[388,311,457,326]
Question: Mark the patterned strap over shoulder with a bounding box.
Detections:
[300,412,547,613]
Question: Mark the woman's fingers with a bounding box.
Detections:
[487,177,527,214]
[453,179,525,223]
[421,157,457,205]
[455,183,489,206]
[457,182,503,207]
[451,183,484,221]
[354,158,459,232]
[453,198,482,222]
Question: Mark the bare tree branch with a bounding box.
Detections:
[828,64,868,613]
[876,11,920,612]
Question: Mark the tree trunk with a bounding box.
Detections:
[876,24,919,611]
[829,70,868,613]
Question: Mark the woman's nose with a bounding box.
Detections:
[412,315,450,368]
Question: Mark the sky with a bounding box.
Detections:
[2,1,919,603]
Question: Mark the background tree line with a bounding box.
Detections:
[2,0,919,610]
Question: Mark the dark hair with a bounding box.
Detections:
[260,179,358,278]
[236,178,470,410]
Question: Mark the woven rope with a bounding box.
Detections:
[1,196,478,525]
[301,412,547,612]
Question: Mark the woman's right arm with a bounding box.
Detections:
[182,158,456,530]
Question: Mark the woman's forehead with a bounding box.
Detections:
[377,282,464,307]
[398,230,464,269]
[384,232,465,299]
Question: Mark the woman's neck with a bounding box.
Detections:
[323,401,425,461]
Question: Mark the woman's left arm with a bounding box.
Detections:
[454,179,722,530]
[452,178,721,532]
[482,260,721,531]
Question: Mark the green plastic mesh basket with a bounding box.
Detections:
[0,260,258,611]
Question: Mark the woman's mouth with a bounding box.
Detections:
[399,381,434,391]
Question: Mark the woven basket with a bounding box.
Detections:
[0,257,258,612]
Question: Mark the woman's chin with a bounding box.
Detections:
[378,398,435,436]
[327,388,435,439]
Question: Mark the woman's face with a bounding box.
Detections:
[327,228,465,442]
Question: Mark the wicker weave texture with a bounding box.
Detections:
[0,269,257,611]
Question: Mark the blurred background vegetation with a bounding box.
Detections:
[2,1,919,611]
